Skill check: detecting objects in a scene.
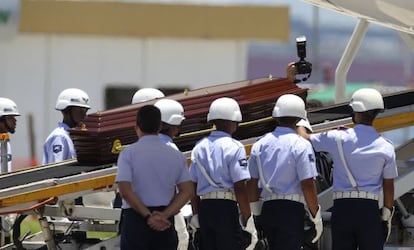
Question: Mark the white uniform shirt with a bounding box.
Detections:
[189,130,250,195]
[249,127,317,198]
[310,124,398,195]
[0,141,12,173]
[42,122,76,164]
[116,135,190,208]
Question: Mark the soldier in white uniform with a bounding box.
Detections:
[189,97,252,250]
[154,98,190,250]
[42,88,90,164]
[0,97,20,173]
[298,88,398,249]
[248,94,323,250]
[116,105,194,250]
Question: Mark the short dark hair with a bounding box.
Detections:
[136,105,161,133]
[159,122,172,135]
[276,117,301,127]
[358,109,381,124]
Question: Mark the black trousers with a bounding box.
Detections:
[261,200,305,250]
[332,199,383,250]
[120,207,178,250]
[198,199,245,250]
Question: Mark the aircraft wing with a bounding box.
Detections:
[301,0,414,35]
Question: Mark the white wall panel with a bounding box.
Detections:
[0,34,247,167]
[0,35,47,164]
[145,39,247,88]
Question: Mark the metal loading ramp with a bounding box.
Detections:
[0,160,116,214]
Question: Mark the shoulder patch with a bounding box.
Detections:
[53,145,63,153]
[308,154,315,162]
[238,158,248,168]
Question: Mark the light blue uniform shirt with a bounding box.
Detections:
[0,141,12,173]
[189,130,250,195]
[310,124,398,195]
[42,122,76,164]
[159,133,179,151]
[116,135,190,208]
[249,127,317,198]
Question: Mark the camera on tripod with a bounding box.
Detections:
[294,36,312,76]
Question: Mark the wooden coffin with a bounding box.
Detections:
[71,77,308,164]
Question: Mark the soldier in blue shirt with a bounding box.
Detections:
[154,98,190,250]
[42,88,90,164]
[189,97,252,250]
[298,88,398,249]
[0,97,20,173]
[248,94,323,250]
[113,88,166,209]
[116,105,194,250]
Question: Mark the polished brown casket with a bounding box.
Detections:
[71,77,308,164]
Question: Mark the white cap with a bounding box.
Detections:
[0,98,20,118]
[207,97,242,122]
[132,88,165,104]
[297,119,313,132]
[349,88,384,112]
[55,88,90,110]
[154,99,185,126]
[272,94,307,119]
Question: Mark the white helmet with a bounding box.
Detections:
[349,88,384,112]
[272,94,306,119]
[207,97,242,122]
[297,119,313,132]
[154,99,185,125]
[132,88,165,104]
[0,98,20,118]
[55,88,91,111]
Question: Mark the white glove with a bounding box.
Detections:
[249,201,263,216]
[189,214,200,230]
[244,215,258,250]
[308,205,323,243]
[237,215,256,249]
[381,206,395,243]
[245,215,255,231]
